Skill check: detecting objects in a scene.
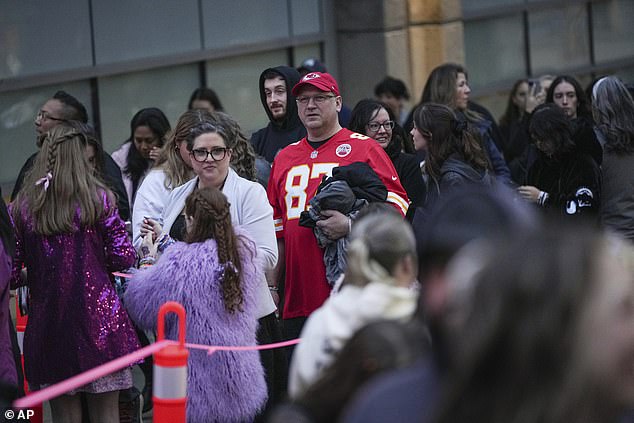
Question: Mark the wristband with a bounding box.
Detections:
[268,286,278,292]
[156,232,176,253]
[139,256,156,267]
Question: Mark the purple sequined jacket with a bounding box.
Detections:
[124,228,267,423]
[10,192,140,387]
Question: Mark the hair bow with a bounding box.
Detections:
[35,172,53,191]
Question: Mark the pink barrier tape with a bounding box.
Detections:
[13,339,175,409]
[112,271,133,278]
[13,337,301,408]
[186,338,301,355]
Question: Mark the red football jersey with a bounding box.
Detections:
[267,128,409,319]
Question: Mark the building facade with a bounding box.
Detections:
[1,0,633,191]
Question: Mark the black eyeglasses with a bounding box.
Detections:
[296,94,336,105]
[36,111,67,123]
[190,147,229,162]
[367,120,395,132]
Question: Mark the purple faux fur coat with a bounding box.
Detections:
[124,228,267,422]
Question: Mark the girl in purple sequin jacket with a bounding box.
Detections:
[125,186,267,423]
[11,125,139,422]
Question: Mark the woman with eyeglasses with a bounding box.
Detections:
[111,107,171,211]
[125,186,267,422]
[141,119,283,415]
[135,110,258,249]
[349,99,425,219]
[133,109,210,250]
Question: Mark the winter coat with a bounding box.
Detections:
[124,229,267,423]
[527,150,601,218]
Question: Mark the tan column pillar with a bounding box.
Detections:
[333,0,465,114]
[407,0,465,101]
[334,0,411,106]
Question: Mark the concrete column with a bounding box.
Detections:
[407,0,464,100]
[334,0,411,106]
[333,0,465,107]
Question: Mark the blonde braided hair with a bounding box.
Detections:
[14,125,111,235]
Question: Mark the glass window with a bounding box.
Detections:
[461,0,524,15]
[593,0,634,63]
[98,64,200,152]
[529,5,590,75]
[471,90,509,124]
[293,44,322,68]
[0,2,92,79]
[206,50,289,135]
[201,0,289,49]
[614,67,634,83]
[464,15,526,87]
[92,0,201,64]
[0,81,92,189]
[290,0,321,36]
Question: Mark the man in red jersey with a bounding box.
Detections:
[267,71,409,343]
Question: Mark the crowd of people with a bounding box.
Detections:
[1,56,634,423]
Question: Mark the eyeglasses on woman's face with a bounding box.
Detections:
[190,147,229,162]
[366,120,395,132]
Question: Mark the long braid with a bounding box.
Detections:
[46,139,59,176]
[18,127,107,236]
[208,200,243,313]
[186,189,244,313]
[34,134,68,233]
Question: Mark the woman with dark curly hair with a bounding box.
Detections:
[125,186,267,422]
[517,103,600,218]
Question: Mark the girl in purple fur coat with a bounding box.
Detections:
[125,187,267,422]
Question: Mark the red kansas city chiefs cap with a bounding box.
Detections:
[292,72,340,96]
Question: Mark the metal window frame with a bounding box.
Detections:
[463,0,634,97]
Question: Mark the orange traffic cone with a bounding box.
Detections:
[152,301,188,423]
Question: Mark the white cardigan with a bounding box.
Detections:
[162,168,278,318]
[131,169,190,250]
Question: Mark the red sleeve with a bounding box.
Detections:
[267,159,285,239]
[366,142,410,216]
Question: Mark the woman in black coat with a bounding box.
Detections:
[517,104,600,219]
